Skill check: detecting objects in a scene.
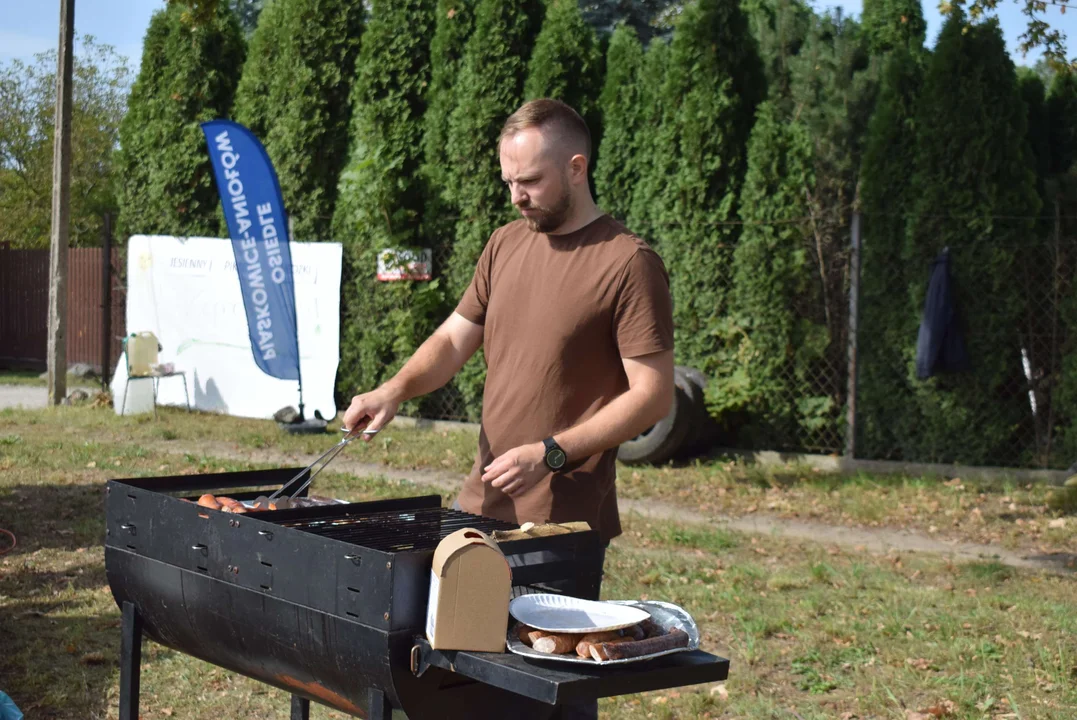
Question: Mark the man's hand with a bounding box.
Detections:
[482,442,547,497]
[342,386,402,441]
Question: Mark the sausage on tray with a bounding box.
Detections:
[532,633,582,655]
[575,631,621,658]
[527,629,554,646]
[516,624,537,646]
[588,637,634,661]
[592,628,690,661]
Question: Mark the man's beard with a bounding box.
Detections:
[519,187,573,233]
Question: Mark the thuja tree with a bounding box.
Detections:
[625,36,670,234]
[637,0,765,385]
[232,0,364,240]
[900,14,1039,465]
[523,0,603,147]
[855,46,925,458]
[332,0,438,403]
[1037,72,1077,464]
[717,101,816,445]
[860,0,926,54]
[441,0,543,418]
[717,11,874,451]
[115,2,245,238]
[837,0,924,454]
[421,0,477,249]
[593,22,645,223]
[741,0,811,102]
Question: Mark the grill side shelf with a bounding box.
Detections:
[106,481,395,629]
[411,637,730,705]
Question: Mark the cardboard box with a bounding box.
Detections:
[425,527,511,652]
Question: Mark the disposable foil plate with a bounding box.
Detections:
[509,594,650,633]
[506,600,700,666]
[239,496,348,510]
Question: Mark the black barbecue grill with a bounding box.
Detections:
[105,468,729,719]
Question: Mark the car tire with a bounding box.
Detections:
[618,384,693,465]
[674,365,708,451]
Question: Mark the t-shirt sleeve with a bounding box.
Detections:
[613,248,674,358]
[455,231,498,325]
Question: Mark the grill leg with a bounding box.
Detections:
[289,695,310,720]
[119,601,142,720]
[367,688,393,720]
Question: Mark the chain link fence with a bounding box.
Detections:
[856,215,1077,469]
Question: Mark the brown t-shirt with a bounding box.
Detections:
[454,214,674,541]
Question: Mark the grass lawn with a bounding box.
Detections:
[1,405,1075,719]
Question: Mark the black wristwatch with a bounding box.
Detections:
[542,437,567,471]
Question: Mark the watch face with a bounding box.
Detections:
[548,448,566,469]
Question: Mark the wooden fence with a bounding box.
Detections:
[0,246,125,380]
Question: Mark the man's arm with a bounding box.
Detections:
[481,350,674,496]
[342,312,483,436]
[553,350,674,461]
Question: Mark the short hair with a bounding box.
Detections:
[499,98,592,164]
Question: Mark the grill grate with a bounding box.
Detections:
[276,507,518,552]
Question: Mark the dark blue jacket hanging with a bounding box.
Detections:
[915,248,969,379]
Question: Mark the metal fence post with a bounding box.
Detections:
[845,211,862,459]
[102,213,113,389]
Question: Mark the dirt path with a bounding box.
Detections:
[153,440,1076,575]
[0,385,46,410]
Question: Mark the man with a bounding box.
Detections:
[344,96,672,541]
[345,107,672,531]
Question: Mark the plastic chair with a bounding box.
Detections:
[121,332,191,419]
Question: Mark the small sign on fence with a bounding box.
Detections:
[377,248,432,282]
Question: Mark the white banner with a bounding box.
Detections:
[111,235,342,420]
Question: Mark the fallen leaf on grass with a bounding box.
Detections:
[917,700,956,716]
[79,652,107,665]
[1048,518,1067,529]
[86,461,96,468]
[905,657,933,671]
[709,684,729,701]
[161,709,173,717]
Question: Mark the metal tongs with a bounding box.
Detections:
[252,426,378,510]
